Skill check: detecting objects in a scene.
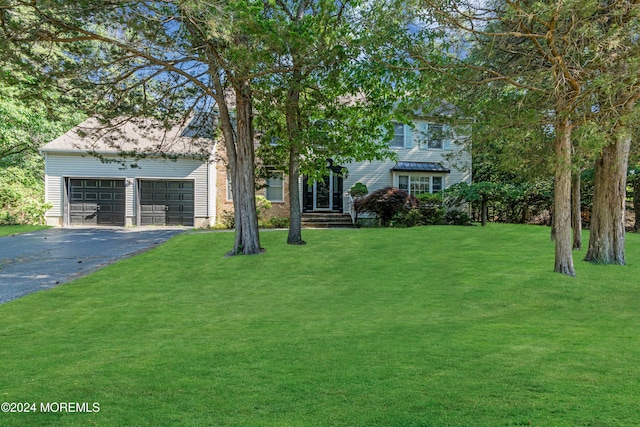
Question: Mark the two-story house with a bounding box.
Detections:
[40,116,471,228]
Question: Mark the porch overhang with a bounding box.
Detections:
[391,161,450,173]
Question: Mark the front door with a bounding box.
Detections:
[303,170,343,213]
[313,175,332,210]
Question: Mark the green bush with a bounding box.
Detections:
[255,195,272,221]
[268,216,290,228]
[416,192,443,205]
[217,196,274,229]
[446,209,473,226]
[349,182,368,198]
[217,210,235,229]
[354,187,419,227]
[0,166,50,225]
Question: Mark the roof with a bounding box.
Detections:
[40,115,216,158]
[391,161,450,173]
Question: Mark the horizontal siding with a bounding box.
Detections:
[343,129,472,195]
[45,153,209,222]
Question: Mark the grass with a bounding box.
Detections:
[1,224,640,426]
[0,225,49,237]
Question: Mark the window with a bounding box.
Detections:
[432,176,443,192]
[398,175,444,195]
[410,176,430,195]
[226,170,233,201]
[398,175,409,191]
[266,172,284,202]
[390,122,405,148]
[427,124,444,149]
[421,123,452,150]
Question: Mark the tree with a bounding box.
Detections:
[1,1,281,254]
[0,57,84,224]
[570,0,640,264]
[630,167,640,233]
[253,0,408,245]
[355,187,419,226]
[413,0,640,275]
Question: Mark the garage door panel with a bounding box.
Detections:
[67,179,125,226]
[139,180,194,226]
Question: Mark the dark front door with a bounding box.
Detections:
[68,179,125,226]
[314,175,332,210]
[139,180,194,226]
[303,171,343,213]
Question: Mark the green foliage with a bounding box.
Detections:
[355,187,419,227]
[255,195,272,221]
[0,64,83,225]
[267,216,290,229]
[217,210,235,229]
[349,182,369,198]
[415,191,443,205]
[447,180,554,225]
[217,196,272,229]
[0,166,51,225]
[445,208,472,226]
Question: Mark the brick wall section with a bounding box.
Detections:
[214,144,292,226]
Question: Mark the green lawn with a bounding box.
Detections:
[0,225,49,237]
[1,224,640,426]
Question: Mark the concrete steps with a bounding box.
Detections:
[301,212,354,228]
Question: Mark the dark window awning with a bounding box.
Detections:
[391,161,450,173]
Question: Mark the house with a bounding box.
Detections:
[301,120,472,216]
[40,116,471,227]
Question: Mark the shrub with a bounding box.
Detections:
[446,209,473,226]
[349,182,368,198]
[219,196,272,229]
[0,166,51,225]
[255,195,272,221]
[355,187,419,227]
[268,216,290,229]
[416,192,443,206]
[419,205,446,225]
[217,210,235,229]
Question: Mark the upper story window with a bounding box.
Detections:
[265,172,284,202]
[390,122,405,148]
[420,123,452,150]
[389,122,413,149]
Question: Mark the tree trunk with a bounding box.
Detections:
[287,144,305,244]
[481,198,488,226]
[584,134,631,264]
[230,81,262,255]
[572,171,582,250]
[285,67,305,245]
[550,206,555,241]
[633,176,640,232]
[553,118,575,276]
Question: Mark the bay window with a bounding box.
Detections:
[397,175,444,195]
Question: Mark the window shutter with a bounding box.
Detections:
[404,124,413,148]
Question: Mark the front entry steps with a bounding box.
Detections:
[301,212,354,228]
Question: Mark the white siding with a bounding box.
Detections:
[44,153,210,226]
[342,121,472,195]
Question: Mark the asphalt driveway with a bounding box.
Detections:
[0,227,185,304]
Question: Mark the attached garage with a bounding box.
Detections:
[139,180,194,226]
[40,117,216,228]
[68,178,126,226]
